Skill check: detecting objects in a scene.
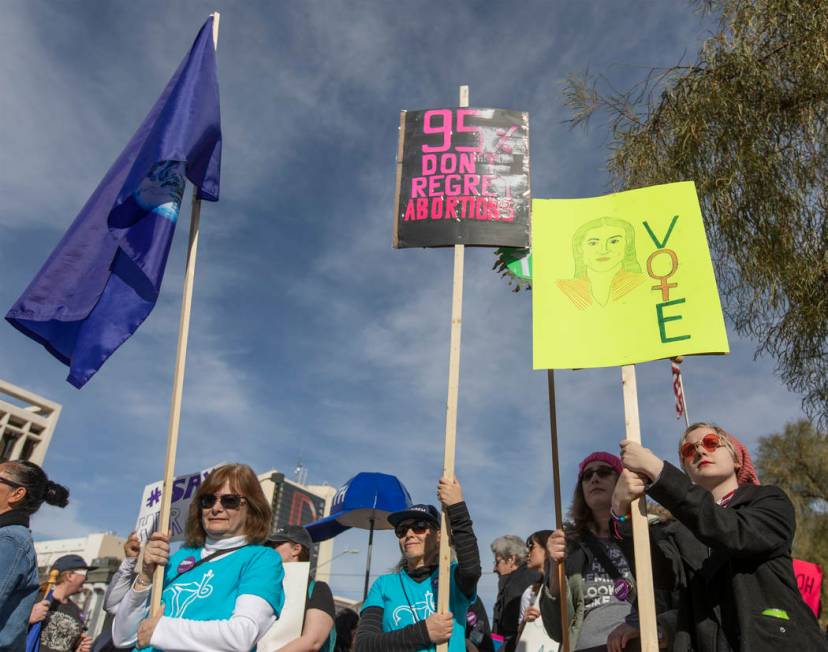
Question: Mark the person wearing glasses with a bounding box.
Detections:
[490,534,540,652]
[610,422,828,652]
[538,452,641,652]
[354,476,480,652]
[112,463,285,652]
[31,555,95,652]
[0,460,69,651]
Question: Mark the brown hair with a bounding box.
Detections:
[567,466,619,540]
[567,479,593,540]
[185,464,272,547]
[678,422,738,473]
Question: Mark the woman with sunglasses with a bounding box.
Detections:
[112,463,285,652]
[537,452,642,652]
[354,476,480,652]
[0,461,69,651]
[612,422,828,652]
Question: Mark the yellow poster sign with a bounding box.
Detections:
[532,182,729,369]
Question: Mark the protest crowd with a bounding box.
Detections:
[1,9,827,652]
[2,422,827,652]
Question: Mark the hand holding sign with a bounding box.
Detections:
[142,532,171,578]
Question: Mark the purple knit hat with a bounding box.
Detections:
[579,451,623,477]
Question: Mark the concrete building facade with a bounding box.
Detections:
[0,378,61,465]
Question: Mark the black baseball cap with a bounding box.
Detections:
[387,504,440,529]
[51,554,97,573]
[267,525,312,550]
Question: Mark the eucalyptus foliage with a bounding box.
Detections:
[561,0,828,423]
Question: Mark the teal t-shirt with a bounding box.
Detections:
[361,562,474,652]
[141,544,284,651]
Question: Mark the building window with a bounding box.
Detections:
[0,432,19,461]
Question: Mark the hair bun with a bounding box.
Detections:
[44,482,69,508]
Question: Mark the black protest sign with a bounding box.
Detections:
[393,108,530,248]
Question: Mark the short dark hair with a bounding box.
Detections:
[185,464,272,547]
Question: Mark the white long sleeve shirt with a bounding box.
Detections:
[103,556,138,614]
[112,535,276,652]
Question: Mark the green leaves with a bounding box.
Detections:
[562,0,828,424]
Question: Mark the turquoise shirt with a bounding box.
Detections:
[362,562,474,652]
[142,544,284,652]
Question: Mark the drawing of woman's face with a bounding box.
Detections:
[580,225,626,272]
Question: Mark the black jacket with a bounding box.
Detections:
[646,461,827,652]
[492,563,541,652]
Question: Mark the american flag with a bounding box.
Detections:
[671,360,686,419]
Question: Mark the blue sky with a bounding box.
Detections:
[0,1,806,610]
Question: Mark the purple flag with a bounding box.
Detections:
[7,17,221,388]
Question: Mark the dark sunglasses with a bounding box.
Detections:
[581,466,616,483]
[680,433,724,460]
[199,493,246,510]
[0,477,23,489]
[394,520,431,538]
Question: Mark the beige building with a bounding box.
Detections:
[34,531,125,568]
[0,378,61,465]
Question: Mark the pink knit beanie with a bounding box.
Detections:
[579,451,623,477]
[723,431,760,485]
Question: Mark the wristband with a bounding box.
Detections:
[610,508,631,522]
[133,575,151,590]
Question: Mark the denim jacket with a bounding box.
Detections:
[0,511,39,652]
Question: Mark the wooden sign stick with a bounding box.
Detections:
[150,11,220,617]
[621,364,659,652]
[435,84,468,652]
[546,370,570,652]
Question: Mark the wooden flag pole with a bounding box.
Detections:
[546,370,570,652]
[620,365,659,652]
[150,12,220,616]
[435,84,468,652]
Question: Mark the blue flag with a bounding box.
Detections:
[6,17,221,388]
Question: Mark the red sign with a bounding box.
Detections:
[793,558,823,618]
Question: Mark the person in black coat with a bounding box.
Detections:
[611,422,827,652]
[490,535,541,652]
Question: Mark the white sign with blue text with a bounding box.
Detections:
[134,466,215,544]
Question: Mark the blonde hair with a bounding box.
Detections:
[679,422,739,473]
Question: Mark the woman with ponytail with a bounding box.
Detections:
[0,460,69,650]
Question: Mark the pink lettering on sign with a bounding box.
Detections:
[411,177,427,198]
[402,196,515,222]
[793,558,823,618]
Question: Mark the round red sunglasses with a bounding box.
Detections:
[680,433,725,460]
